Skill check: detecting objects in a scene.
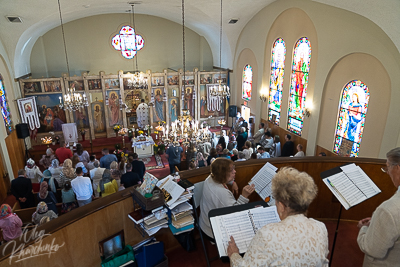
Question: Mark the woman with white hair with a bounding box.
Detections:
[25,158,43,183]
[228,167,329,266]
[39,148,56,169]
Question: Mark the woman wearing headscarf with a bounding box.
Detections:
[0,204,23,242]
[59,159,76,185]
[39,148,56,169]
[48,159,62,186]
[40,169,58,193]
[25,158,43,184]
[97,169,118,197]
[61,181,77,214]
[74,143,90,168]
[32,202,58,225]
[37,181,58,215]
[196,152,207,168]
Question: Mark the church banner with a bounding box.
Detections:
[17,96,40,130]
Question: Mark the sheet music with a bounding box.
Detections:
[340,164,381,198]
[250,206,280,231]
[159,179,185,207]
[249,163,277,205]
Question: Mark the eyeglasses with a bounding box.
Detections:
[382,163,398,173]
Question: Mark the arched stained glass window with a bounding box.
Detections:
[333,80,370,157]
[0,74,13,134]
[268,38,286,125]
[242,65,252,101]
[287,37,311,135]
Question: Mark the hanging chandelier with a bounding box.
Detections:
[57,0,88,111]
[130,3,147,89]
[210,0,230,100]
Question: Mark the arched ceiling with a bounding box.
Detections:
[0,0,399,78]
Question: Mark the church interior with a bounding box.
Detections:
[0,0,399,266]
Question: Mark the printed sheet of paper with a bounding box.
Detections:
[159,178,185,207]
[249,162,277,206]
[340,164,381,198]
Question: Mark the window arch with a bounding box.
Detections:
[0,74,13,135]
[242,64,252,101]
[333,80,370,157]
[268,38,286,125]
[287,37,311,135]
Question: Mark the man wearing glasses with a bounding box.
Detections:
[357,147,400,266]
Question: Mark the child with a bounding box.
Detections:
[87,155,97,171]
[0,204,23,243]
[61,181,78,214]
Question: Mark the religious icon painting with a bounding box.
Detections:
[73,107,90,129]
[104,78,120,89]
[213,73,227,84]
[91,102,106,133]
[167,75,178,85]
[106,90,122,127]
[199,85,208,118]
[69,80,84,91]
[23,82,41,94]
[152,88,166,123]
[168,97,179,124]
[200,74,212,84]
[88,79,102,90]
[43,80,62,92]
[151,76,164,87]
[35,94,66,133]
[182,85,195,117]
[206,84,224,117]
[182,75,194,85]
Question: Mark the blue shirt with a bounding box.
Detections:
[166,146,183,164]
[100,154,118,169]
[258,152,270,159]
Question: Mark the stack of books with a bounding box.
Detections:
[128,206,169,236]
[169,202,194,235]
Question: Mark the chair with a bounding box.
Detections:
[192,181,211,267]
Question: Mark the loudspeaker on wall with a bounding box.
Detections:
[229,105,237,117]
[16,123,29,139]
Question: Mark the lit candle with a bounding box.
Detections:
[59,96,62,103]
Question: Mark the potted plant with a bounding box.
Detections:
[113,124,122,137]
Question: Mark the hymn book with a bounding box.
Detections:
[248,162,278,206]
[210,206,280,257]
[322,163,381,210]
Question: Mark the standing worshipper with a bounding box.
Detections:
[136,99,149,128]
[269,135,281,158]
[37,181,58,215]
[252,123,265,146]
[32,202,58,225]
[48,159,62,188]
[120,163,141,188]
[91,161,105,197]
[55,141,73,164]
[236,127,248,151]
[74,143,90,168]
[25,158,43,184]
[11,169,35,209]
[166,141,183,174]
[61,181,77,214]
[100,148,118,169]
[281,134,295,157]
[71,167,93,207]
[294,144,305,157]
[129,153,146,182]
[59,159,76,186]
[97,170,118,197]
[0,204,23,243]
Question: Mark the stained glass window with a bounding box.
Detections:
[268,38,286,125]
[111,25,144,59]
[333,80,370,157]
[242,65,252,101]
[0,74,12,134]
[287,37,311,135]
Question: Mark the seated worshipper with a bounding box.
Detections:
[49,159,62,187]
[250,153,258,159]
[71,167,93,207]
[242,141,253,160]
[281,134,295,157]
[357,147,400,266]
[0,204,23,242]
[98,169,118,197]
[269,135,281,158]
[220,149,232,160]
[318,152,327,156]
[91,161,105,197]
[25,158,43,184]
[218,136,227,150]
[61,181,77,214]
[231,149,239,162]
[252,123,265,146]
[294,144,305,157]
[32,202,58,225]
[188,161,197,170]
[228,167,329,266]
[257,146,270,159]
[40,170,58,193]
[236,127,248,151]
[186,144,197,166]
[87,155,98,171]
[59,159,76,185]
[236,151,246,162]
[119,157,127,175]
[130,153,146,182]
[74,143,90,168]
[37,181,58,215]
[55,141,73,164]
[39,148,56,169]
[260,131,274,150]
[166,141,183,174]
[207,148,218,166]
[11,169,35,209]
[200,158,255,240]
[39,216,51,226]
[100,148,118,169]
[196,152,208,168]
[120,163,141,189]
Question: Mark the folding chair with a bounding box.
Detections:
[192,181,211,267]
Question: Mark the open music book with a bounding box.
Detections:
[322,163,381,210]
[248,162,278,206]
[210,206,280,257]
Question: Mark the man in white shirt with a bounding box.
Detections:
[261,131,274,150]
[253,123,265,145]
[71,167,93,207]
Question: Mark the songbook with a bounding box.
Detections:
[210,206,280,257]
[248,162,278,206]
[158,177,185,207]
[138,173,158,196]
[322,163,381,210]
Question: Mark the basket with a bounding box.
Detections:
[132,185,165,211]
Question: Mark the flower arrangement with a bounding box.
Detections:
[154,141,166,154]
[138,130,144,136]
[118,128,128,135]
[113,124,122,132]
[113,149,127,159]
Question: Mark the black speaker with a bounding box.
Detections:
[16,123,29,139]
[229,105,237,117]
